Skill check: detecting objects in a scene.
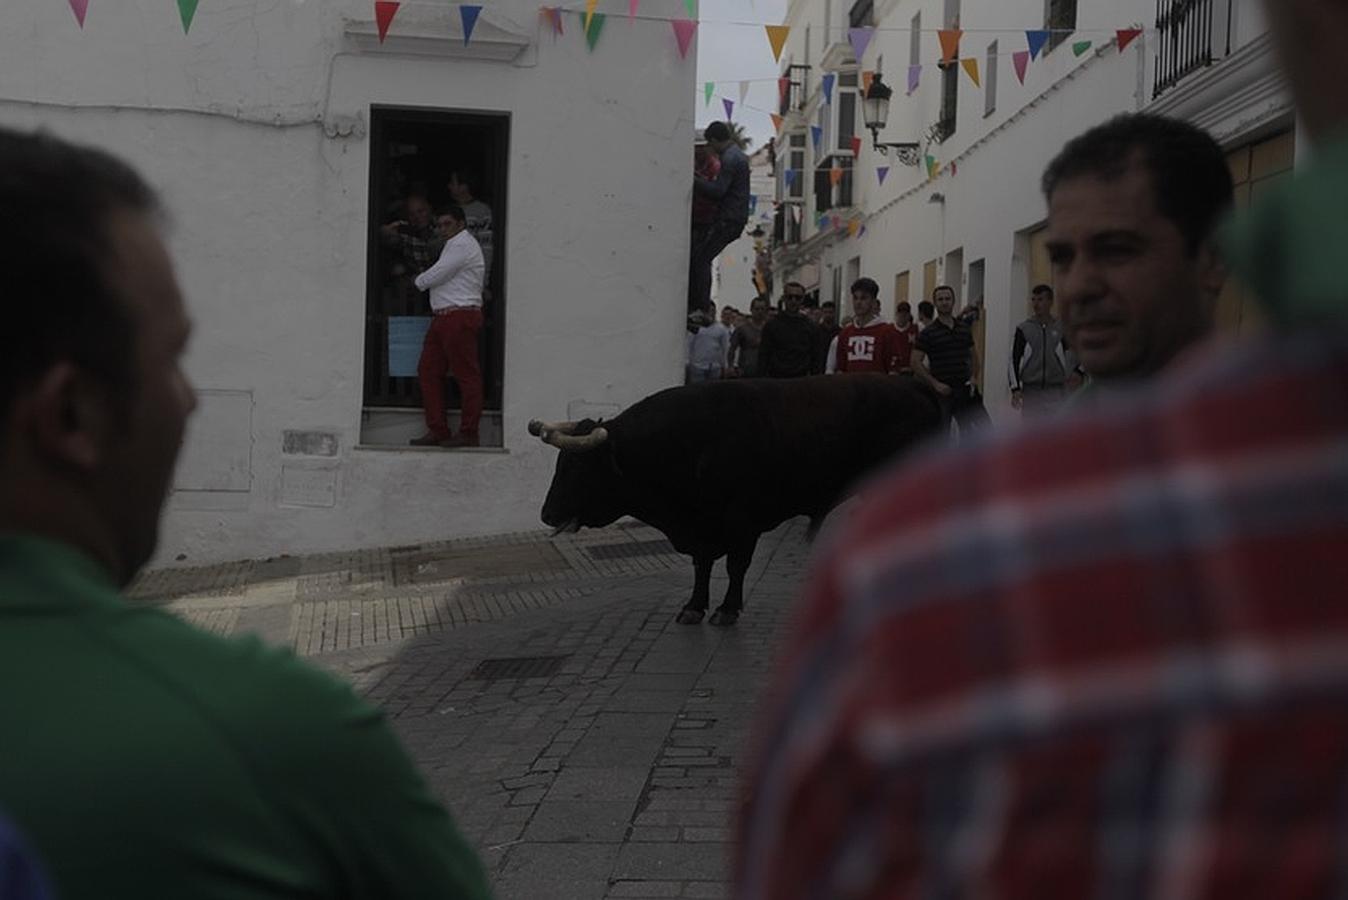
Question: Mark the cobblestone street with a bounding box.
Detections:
[130,519,814,899]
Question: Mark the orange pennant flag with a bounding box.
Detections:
[961,58,980,87]
[770,113,784,132]
[765,25,790,62]
[829,167,843,186]
[861,70,874,93]
[584,0,598,32]
[374,1,400,43]
[938,29,963,64]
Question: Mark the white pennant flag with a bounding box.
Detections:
[739,80,750,105]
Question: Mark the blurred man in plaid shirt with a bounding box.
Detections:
[736,0,1348,895]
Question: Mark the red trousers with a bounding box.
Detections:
[417,308,483,438]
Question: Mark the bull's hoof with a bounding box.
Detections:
[676,607,706,625]
[709,608,740,627]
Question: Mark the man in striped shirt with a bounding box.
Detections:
[911,284,989,437]
[736,14,1348,891]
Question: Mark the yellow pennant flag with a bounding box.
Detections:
[961,58,980,87]
[846,219,860,237]
[770,113,784,132]
[765,25,790,62]
[584,0,598,32]
[861,70,874,93]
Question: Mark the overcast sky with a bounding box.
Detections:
[695,0,790,150]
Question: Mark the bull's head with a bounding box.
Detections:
[530,418,626,536]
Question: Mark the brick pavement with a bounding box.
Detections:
[132,519,815,899]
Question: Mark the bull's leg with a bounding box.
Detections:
[710,536,758,627]
[676,554,715,624]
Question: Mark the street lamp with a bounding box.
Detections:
[862,73,922,166]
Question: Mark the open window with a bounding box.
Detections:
[362,106,508,447]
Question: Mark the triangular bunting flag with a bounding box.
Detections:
[765,25,790,63]
[818,213,828,229]
[938,29,962,64]
[831,214,842,229]
[907,64,921,95]
[861,70,874,93]
[684,0,695,16]
[961,58,980,87]
[858,225,866,238]
[770,113,783,132]
[672,19,697,58]
[829,167,843,187]
[778,76,789,106]
[950,162,958,176]
[810,125,822,150]
[784,169,796,189]
[584,11,606,51]
[739,80,750,105]
[584,0,597,32]
[177,0,199,33]
[877,166,889,184]
[460,5,481,46]
[847,219,860,237]
[629,0,639,21]
[68,0,88,28]
[925,155,937,178]
[704,82,715,106]
[542,6,564,36]
[1026,29,1049,60]
[374,1,399,43]
[848,27,874,62]
[1012,50,1029,84]
[722,98,734,120]
[850,135,862,157]
[822,73,835,105]
[1116,28,1143,52]
[748,195,758,215]
[1072,40,1093,57]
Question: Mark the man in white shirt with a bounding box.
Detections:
[410,205,485,448]
[686,303,730,383]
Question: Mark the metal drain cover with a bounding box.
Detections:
[467,655,569,680]
[585,539,677,561]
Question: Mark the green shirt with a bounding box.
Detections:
[1223,133,1348,326]
[0,536,491,900]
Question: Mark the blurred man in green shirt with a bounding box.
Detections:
[0,128,490,900]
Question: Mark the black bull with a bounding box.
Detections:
[530,374,941,626]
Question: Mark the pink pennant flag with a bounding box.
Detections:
[723,97,734,120]
[629,0,639,21]
[850,135,862,157]
[541,6,564,36]
[1012,50,1029,84]
[374,1,400,43]
[848,27,874,62]
[671,18,697,58]
[68,0,89,27]
[876,166,889,185]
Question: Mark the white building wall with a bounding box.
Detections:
[0,0,694,565]
[769,0,1289,419]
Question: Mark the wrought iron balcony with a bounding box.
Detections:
[1153,0,1232,99]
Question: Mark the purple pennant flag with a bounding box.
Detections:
[907,64,921,95]
[848,27,875,62]
[876,166,889,185]
[461,5,482,45]
[723,97,734,120]
[810,124,822,150]
[822,73,835,105]
[1026,29,1050,60]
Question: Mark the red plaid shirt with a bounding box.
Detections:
[737,331,1348,899]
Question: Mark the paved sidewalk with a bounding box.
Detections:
[129,519,816,900]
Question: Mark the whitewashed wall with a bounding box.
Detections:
[0,0,695,564]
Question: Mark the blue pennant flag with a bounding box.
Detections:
[1026,29,1050,60]
[822,73,835,105]
[810,124,823,151]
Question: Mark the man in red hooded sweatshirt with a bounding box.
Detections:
[834,277,904,374]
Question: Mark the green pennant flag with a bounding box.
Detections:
[704,81,715,106]
[585,11,606,51]
[684,0,695,17]
[1072,40,1093,57]
[177,0,199,33]
[925,155,937,178]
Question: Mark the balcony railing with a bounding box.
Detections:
[1153,0,1231,99]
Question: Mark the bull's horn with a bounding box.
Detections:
[543,428,609,451]
[528,419,580,437]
